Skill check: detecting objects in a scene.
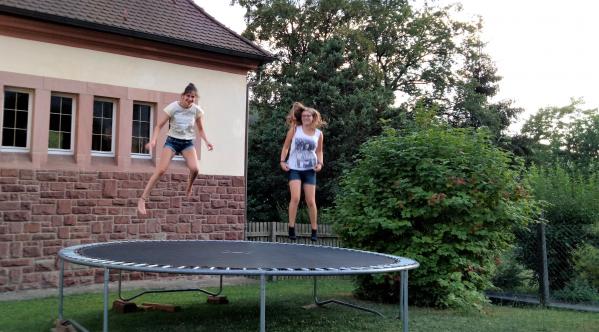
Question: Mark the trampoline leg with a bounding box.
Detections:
[103,268,109,332]
[260,274,266,332]
[58,258,64,320]
[117,270,122,298]
[400,270,408,332]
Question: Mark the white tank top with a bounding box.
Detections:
[288,126,321,171]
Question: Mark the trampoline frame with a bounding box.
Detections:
[57,240,419,332]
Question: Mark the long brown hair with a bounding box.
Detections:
[286,102,326,129]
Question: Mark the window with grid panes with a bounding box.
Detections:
[48,94,74,152]
[92,99,114,154]
[131,103,152,156]
[2,89,30,149]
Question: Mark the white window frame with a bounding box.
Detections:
[48,93,76,155]
[1,87,33,153]
[91,97,116,157]
[130,102,153,159]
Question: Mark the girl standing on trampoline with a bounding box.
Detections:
[279,102,325,241]
[137,83,213,215]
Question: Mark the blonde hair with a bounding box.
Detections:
[286,102,326,129]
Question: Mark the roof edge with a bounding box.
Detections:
[0,4,276,64]
[186,0,275,62]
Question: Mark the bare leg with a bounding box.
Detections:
[181,147,199,197]
[303,184,317,230]
[138,148,175,215]
[288,180,302,227]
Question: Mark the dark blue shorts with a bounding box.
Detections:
[164,136,194,155]
[288,169,316,185]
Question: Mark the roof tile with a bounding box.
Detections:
[0,0,272,61]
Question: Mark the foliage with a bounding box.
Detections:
[329,122,538,309]
[441,22,522,141]
[552,278,599,304]
[234,0,516,222]
[573,242,599,290]
[491,249,535,293]
[516,165,599,290]
[520,99,599,170]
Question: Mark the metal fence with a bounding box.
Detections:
[489,222,599,312]
[247,221,599,312]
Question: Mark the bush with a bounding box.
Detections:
[553,278,599,304]
[517,166,599,290]
[330,125,538,309]
[491,249,536,293]
[573,242,599,289]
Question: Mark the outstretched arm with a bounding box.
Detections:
[195,116,214,151]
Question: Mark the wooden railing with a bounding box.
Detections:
[245,222,340,247]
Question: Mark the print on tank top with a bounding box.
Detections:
[293,137,317,168]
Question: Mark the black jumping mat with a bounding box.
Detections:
[78,241,398,270]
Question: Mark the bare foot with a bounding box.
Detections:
[137,197,147,215]
[186,185,193,197]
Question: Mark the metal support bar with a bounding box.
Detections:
[69,319,91,332]
[103,268,109,332]
[117,271,224,302]
[57,258,92,332]
[400,270,408,332]
[58,258,64,320]
[312,277,384,317]
[260,274,266,332]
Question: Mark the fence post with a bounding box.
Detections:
[270,222,276,243]
[537,222,550,307]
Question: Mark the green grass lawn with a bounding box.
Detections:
[0,279,597,332]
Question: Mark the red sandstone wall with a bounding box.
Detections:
[0,168,245,292]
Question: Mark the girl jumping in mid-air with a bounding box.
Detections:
[279,102,325,241]
[137,83,213,215]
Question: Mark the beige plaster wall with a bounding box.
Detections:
[0,35,247,176]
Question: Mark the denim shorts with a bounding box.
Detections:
[288,169,317,185]
[164,136,194,155]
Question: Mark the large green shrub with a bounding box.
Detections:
[330,125,537,309]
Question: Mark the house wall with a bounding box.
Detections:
[0,168,245,292]
[0,22,253,292]
[0,35,248,176]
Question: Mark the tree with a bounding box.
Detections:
[520,99,599,169]
[235,0,519,222]
[442,23,522,142]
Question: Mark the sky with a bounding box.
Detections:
[193,0,599,133]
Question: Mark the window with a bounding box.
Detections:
[48,94,75,154]
[92,98,115,156]
[2,89,31,151]
[131,102,153,158]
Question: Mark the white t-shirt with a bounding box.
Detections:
[288,126,321,170]
[163,101,204,140]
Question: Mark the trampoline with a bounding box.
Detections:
[58,240,419,332]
